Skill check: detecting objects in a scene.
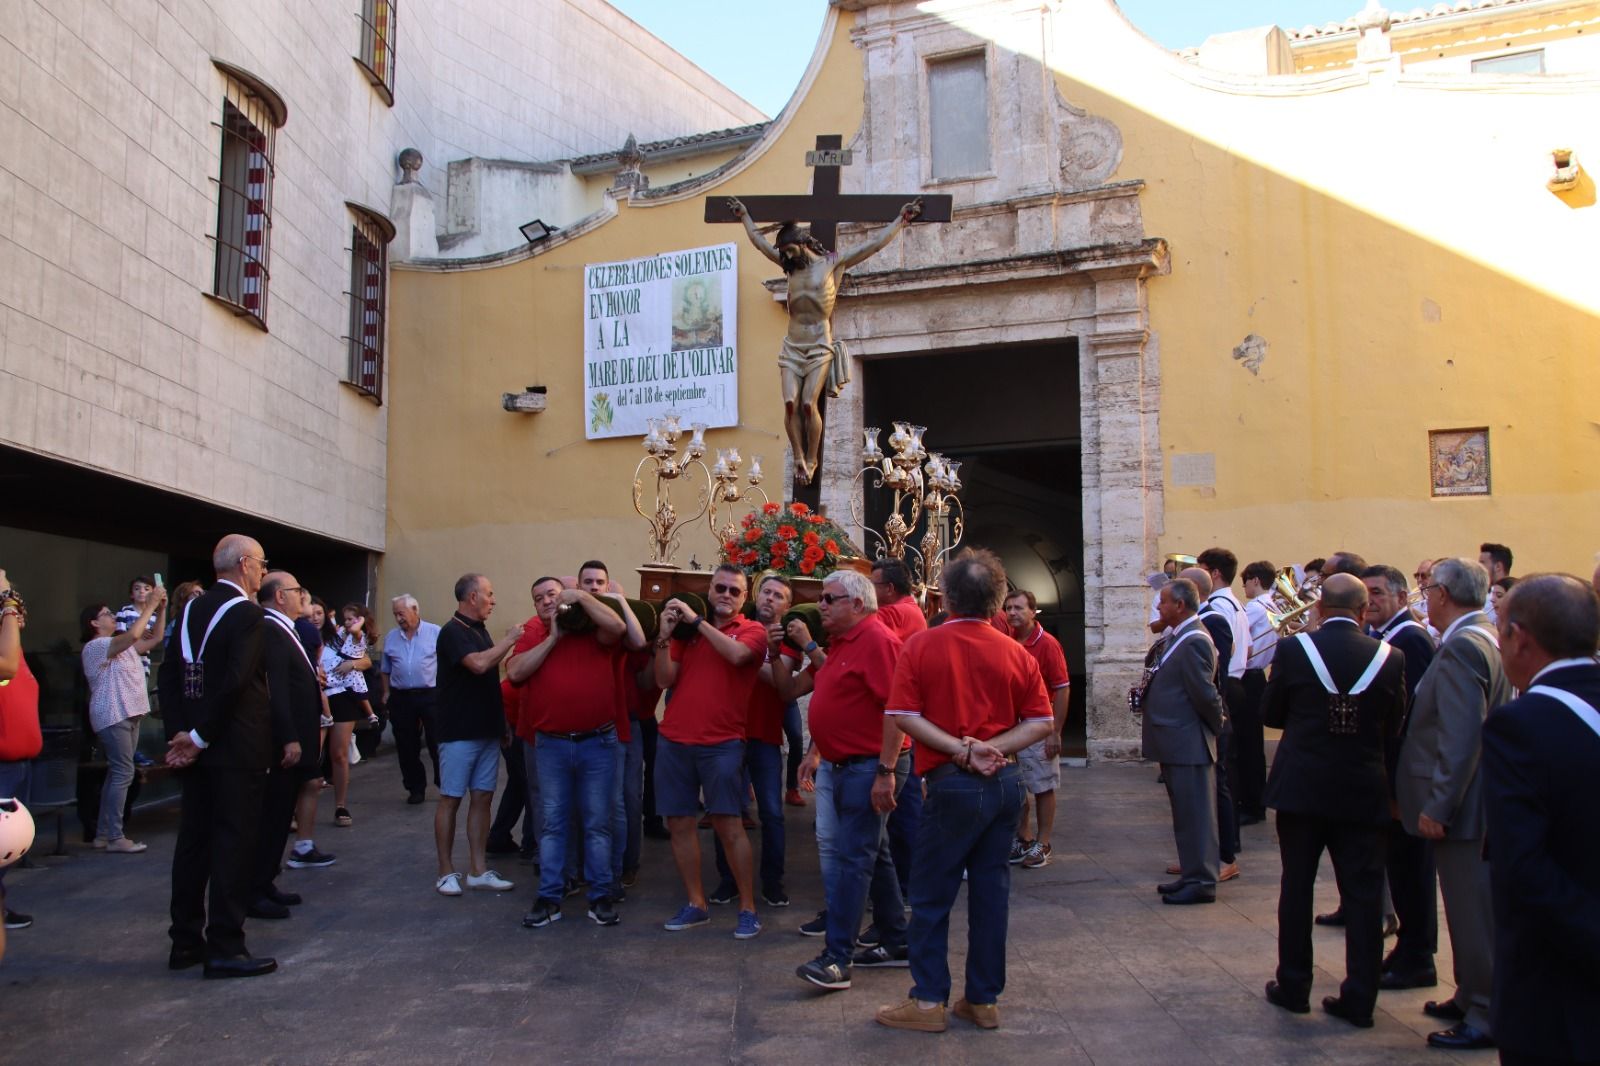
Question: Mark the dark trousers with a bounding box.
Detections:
[1384,820,1438,972]
[714,739,785,891]
[639,714,663,828]
[908,765,1025,1005]
[387,688,439,794]
[782,701,804,791]
[1216,677,1244,861]
[490,738,530,849]
[1235,668,1268,818]
[1275,810,1386,1015]
[251,765,300,898]
[170,763,266,958]
[886,766,922,899]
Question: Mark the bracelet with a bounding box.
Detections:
[654,639,671,650]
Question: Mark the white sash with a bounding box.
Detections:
[1527,685,1600,741]
[266,611,315,673]
[1381,619,1428,644]
[1294,633,1392,695]
[179,594,246,666]
[1159,626,1211,668]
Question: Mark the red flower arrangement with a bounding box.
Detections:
[727,501,862,579]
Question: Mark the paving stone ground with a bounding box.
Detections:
[0,748,1495,1064]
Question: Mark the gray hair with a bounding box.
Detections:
[941,548,1008,618]
[391,594,420,612]
[824,569,877,612]
[1433,557,1489,608]
[1165,577,1200,613]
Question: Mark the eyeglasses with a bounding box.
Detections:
[1417,583,1440,595]
[818,592,850,605]
[245,556,268,569]
[1413,572,1430,581]
[711,583,743,595]
[280,586,305,596]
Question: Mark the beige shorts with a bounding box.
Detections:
[1018,738,1061,794]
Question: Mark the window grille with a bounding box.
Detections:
[346,208,391,401]
[357,0,397,105]
[213,81,278,327]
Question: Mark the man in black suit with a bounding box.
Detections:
[1140,577,1225,905]
[1361,564,1440,990]
[1483,574,1600,1066]
[158,534,276,979]
[1262,573,1405,1028]
[249,571,323,921]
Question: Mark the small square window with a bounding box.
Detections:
[357,0,397,105]
[213,82,278,328]
[928,53,990,180]
[346,209,391,402]
[1471,49,1544,74]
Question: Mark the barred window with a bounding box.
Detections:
[346,206,394,402]
[356,0,397,105]
[211,68,285,329]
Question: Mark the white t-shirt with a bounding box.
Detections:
[81,636,151,732]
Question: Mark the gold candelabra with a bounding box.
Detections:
[633,414,712,564]
[707,447,768,547]
[850,422,965,598]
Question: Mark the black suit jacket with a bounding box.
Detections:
[1263,618,1405,824]
[261,610,323,773]
[1481,662,1600,1061]
[156,581,271,771]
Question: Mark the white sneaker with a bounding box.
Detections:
[436,872,463,896]
[466,869,514,892]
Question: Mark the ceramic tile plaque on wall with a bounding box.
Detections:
[1429,428,1490,497]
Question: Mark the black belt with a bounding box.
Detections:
[924,757,1017,784]
[827,753,877,772]
[538,722,615,743]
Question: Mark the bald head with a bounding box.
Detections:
[212,534,266,596]
[1179,567,1212,597]
[1319,572,1368,618]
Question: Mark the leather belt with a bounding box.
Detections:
[827,753,877,772]
[538,722,616,742]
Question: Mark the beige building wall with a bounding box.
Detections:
[0,0,763,554]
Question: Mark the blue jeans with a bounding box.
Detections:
[907,764,1025,1005]
[814,760,837,887]
[823,760,907,963]
[714,739,785,891]
[535,732,617,903]
[783,700,803,790]
[96,717,141,842]
[0,761,30,901]
[621,728,644,874]
[523,739,578,879]
[887,762,922,899]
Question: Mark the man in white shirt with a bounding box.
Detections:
[1236,560,1278,824]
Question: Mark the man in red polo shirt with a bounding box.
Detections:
[778,569,907,992]
[870,558,926,905]
[654,564,768,938]
[1003,589,1071,869]
[506,575,628,930]
[876,549,1053,1034]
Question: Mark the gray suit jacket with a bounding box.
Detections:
[1140,620,1224,765]
[1397,611,1512,840]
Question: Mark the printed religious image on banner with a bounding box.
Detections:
[1429,427,1490,497]
[583,242,738,439]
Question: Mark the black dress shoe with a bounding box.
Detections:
[1321,995,1374,1028]
[1379,967,1437,990]
[1237,813,1263,826]
[1423,998,1466,1021]
[406,790,426,805]
[1427,1022,1494,1050]
[1157,878,1187,895]
[1314,907,1345,927]
[168,946,205,971]
[264,885,302,907]
[1264,980,1309,1014]
[247,897,291,920]
[1161,884,1216,905]
[203,953,278,979]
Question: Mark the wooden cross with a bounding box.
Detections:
[704,134,952,251]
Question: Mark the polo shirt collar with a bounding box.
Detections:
[832,614,879,647]
[452,610,485,629]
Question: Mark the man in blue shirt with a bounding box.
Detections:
[381,594,441,805]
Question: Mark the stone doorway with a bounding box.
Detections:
[860,341,1088,756]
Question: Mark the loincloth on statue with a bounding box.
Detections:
[778,337,851,399]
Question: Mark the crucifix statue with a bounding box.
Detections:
[707,135,951,486]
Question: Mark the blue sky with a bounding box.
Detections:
[609,1,1364,117]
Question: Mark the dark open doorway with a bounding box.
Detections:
[861,341,1087,756]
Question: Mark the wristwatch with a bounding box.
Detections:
[803,640,818,654]
[875,763,894,777]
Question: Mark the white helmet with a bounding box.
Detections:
[0,797,34,868]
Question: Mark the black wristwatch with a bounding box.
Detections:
[875,763,894,777]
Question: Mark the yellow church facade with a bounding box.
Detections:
[386,0,1599,758]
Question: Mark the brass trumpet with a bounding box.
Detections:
[1265,566,1320,636]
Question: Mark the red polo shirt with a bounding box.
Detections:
[662,615,767,745]
[512,615,624,737]
[746,643,801,746]
[876,597,927,642]
[809,614,903,762]
[886,617,1052,776]
[624,648,661,724]
[0,656,42,762]
[1018,623,1070,692]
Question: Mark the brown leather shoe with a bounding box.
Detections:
[875,998,948,1032]
[1218,861,1240,882]
[953,998,999,1030]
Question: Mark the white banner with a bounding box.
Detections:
[583,242,738,439]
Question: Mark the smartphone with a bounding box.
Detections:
[154,572,164,588]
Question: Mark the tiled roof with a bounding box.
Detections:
[568,122,769,168]
[1288,0,1546,40]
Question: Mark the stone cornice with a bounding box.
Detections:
[761,238,1169,300]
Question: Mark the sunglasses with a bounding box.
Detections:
[711,582,743,595]
[818,592,851,605]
